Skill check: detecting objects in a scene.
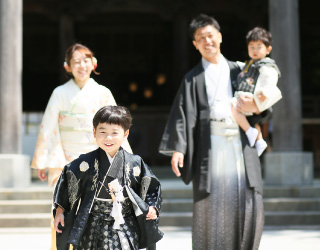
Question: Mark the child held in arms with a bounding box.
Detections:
[232,27,281,156]
[53,105,163,250]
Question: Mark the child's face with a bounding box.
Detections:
[66,50,94,83]
[248,40,272,60]
[93,122,129,157]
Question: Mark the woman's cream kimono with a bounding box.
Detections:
[31,78,131,186]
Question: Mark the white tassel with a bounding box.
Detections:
[109,179,125,230]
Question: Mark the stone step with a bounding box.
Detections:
[0,188,53,200]
[0,180,319,228]
[161,198,320,213]
[264,211,320,226]
[1,187,320,201]
[1,181,320,200]
[163,187,320,199]
[263,186,320,198]
[162,189,193,199]
[159,212,192,227]
[1,209,320,228]
[159,211,320,227]
[1,197,319,214]
[0,213,51,227]
[264,198,320,211]
[162,199,193,212]
[0,200,52,213]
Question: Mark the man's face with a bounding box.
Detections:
[192,25,222,61]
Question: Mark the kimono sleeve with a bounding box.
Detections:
[31,88,65,170]
[53,165,71,212]
[139,159,162,213]
[158,76,198,185]
[159,78,197,156]
[254,66,282,112]
[101,87,117,106]
[256,66,279,98]
[53,163,81,213]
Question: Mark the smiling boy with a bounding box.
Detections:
[53,106,163,250]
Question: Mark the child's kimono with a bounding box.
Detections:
[232,57,282,115]
[53,147,163,250]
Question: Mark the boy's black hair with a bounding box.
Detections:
[189,14,220,40]
[246,27,272,47]
[93,106,132,131]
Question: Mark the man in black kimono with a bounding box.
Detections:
[159,14,269,250]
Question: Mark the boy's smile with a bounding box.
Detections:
[93,122,129,157]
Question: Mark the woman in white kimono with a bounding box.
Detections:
[31,43,131,250]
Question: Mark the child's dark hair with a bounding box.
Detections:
[246,27,272,47]
[93,106,132,131]
[189,14,220,40]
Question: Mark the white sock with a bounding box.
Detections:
[256,139,268,156]
[245,127,258,147]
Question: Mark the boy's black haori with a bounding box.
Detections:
[53,147,163,250]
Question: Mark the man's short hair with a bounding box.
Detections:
[189,14,221,40]
[246,27,272,47]
[93,106,132,131]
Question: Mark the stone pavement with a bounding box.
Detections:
[0,226,320,250]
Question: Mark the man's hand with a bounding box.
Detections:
[171,152,184,177]
[146,206,158,220]
[38,169,47,181]
[54,207,65,233]
[236,94,260,114]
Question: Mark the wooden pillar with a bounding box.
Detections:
[0,0,30,188]
[59,14,74,83]
[269,0,302,151]
[0,0,23,154]
[264,0,313,186]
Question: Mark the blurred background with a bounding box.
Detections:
[21,0,320,175]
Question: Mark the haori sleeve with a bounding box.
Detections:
[256,66,279,99]
[158,80,192,156]
[253,66,282,113]
[139,159,162,214]
[53,165,70,212]
[53,161,82,214]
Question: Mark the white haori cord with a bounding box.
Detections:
[109,179,125,229]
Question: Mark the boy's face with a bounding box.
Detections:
[93,122,129,158]
[248,40,272,60]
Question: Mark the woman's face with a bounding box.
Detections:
[67,50,94,83]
